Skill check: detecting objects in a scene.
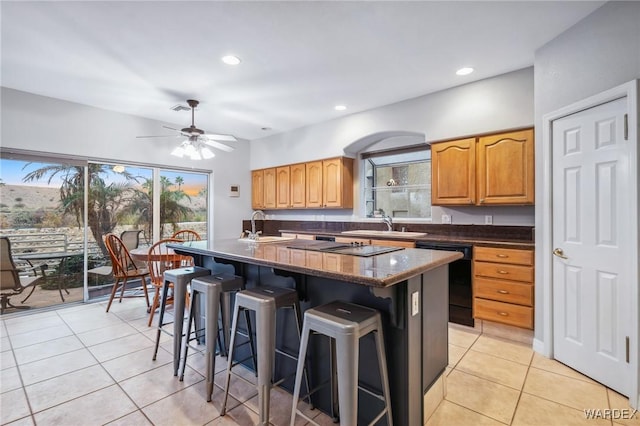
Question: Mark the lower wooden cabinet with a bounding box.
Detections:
[473,298,533,329]
[473,246,534,329]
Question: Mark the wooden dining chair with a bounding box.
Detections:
[171,229,202,242]
[104,233,151,312]
[147,238,195,326]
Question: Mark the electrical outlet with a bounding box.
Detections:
[411,291,420,316]
[441,214,452,224]
[485,215,493,225]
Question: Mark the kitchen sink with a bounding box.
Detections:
[341,230,427,238]
[237,236,295,243]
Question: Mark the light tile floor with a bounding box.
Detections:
[1,299,637,426]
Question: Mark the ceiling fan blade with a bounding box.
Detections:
[136,135,178,139]
[202,139,235,152]
[162,125,178,131]
[202,133,237,142]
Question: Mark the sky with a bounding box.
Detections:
[0,159,206,195]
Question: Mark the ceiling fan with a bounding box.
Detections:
[137,99,237,159]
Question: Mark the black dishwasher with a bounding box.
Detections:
[415,241,474,327]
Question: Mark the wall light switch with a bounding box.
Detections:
[441,214,452,224]
[411,291,419,316]
[485,215,493,225]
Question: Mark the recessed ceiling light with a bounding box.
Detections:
[222,55,241,65]
[456,67,474,76]
[334,105,347,111]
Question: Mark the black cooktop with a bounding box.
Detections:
[286,240,403,257]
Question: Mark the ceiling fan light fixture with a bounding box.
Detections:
[201,146,215,159]
[171,144,186,158]
[172,138,215,161]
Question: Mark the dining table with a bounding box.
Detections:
[16,251,82,302]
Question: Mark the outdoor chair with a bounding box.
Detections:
[0,237,46,314]
[104,233,151,312]
[147,238,194,326]
[120,229,144,250]
[171,229,202,242]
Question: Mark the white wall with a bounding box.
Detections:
[251,67,536,225]
[0,87,252,239]
[533,1,640,342]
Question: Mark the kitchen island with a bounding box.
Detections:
[170,238,462,426]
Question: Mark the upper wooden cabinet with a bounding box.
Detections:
[251,168,276,209]
[477,129,534,205]
[263,168,276,209]
[431,138,476,205]
[276,166,290,209]
[305,160,323,208]
[431,128,534,206]
[321,157,353,208]
[251,170,264,209]
[252,157,353,210]
[290,163,306,208]
[264,163,306,209]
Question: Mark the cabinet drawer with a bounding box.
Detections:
[474,246,533,266]
[474,298,533,329]
[474,261,533,283]
[474,277,533,306]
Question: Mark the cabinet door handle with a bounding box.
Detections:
[498,311,509,316]
[497,270,509,274]
[497,289,509,294]
[496,254,508,258]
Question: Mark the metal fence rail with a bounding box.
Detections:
[2,232,101,256]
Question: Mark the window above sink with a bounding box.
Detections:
[361,144,431,220]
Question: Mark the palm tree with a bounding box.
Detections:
[124,176,193,237]
[175,176,184,191]
[22,163,137,256]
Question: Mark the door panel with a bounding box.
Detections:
[552,96,631,396]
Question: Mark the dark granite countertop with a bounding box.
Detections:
[169,238,463,288]
[279,229,534,250]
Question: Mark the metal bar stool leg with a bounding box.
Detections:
[255,299,276,425]
[374,325,393,425]
[289,320,313,425]
[335,332,359,426]
[152,278,172,361]
[221,302,241,416]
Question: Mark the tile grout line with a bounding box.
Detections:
[59,302,159,426]
[507,351,535,425]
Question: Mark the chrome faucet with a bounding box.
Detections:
[246,210,266,240]
[382,214,393,231]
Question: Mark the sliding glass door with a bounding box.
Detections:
[1,154,211,312]
[159,170,208,240]
[0,157,87,310]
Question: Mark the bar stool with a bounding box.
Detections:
[220,286,311,425]
[152,266,210,375]
[177,273,244,402]
[290,301,393,426]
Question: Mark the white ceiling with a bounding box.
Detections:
[1,1,604,141]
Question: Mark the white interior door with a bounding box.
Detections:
[552,96,632,396]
